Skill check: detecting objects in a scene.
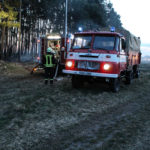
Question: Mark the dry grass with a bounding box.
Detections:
[0,61,150,150]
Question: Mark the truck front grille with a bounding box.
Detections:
[77,61,100,70]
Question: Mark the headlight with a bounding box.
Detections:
[103,64,110,70]
[66,61,73,67]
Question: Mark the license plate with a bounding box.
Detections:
[80,72,91,76]
[77,61,100,70]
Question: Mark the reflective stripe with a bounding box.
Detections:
[67,52,127,63]
[45,55,55,67]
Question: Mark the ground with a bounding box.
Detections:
[0,61,150,150]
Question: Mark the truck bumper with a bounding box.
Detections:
[63,70,118,78]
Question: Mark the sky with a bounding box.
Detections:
[110,0,150,56]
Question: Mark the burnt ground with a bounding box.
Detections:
[0,61,150,150]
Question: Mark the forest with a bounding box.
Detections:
[0,0,122,61]
[1,1,150,150]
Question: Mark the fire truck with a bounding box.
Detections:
[31,34,72,75]
[63,28,141,92]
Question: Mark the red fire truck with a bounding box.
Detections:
[63,28,141,92]
[31,34,72,74]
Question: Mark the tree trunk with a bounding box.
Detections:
[0,26,6,60]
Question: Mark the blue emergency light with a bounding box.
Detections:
[110,27,115,32]
[78,27,83,32]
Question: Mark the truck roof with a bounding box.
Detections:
[75,30,141,53]
[75,31,123,37]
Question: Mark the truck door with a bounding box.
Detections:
[60,37,66,65]
[41,37,47,64]
[60,37,72,65]
[119,38,127,71]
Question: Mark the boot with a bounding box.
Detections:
[45,80,48,85]
[50,80,53,84]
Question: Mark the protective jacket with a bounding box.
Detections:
[43,52,56,67]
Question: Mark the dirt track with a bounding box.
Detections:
[0,62,150,150]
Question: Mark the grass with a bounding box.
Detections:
[0,61,150,149]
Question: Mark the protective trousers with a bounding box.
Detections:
[45,67,55,84]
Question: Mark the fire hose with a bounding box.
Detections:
[54,60,59,79]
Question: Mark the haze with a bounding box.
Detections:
[111,0,150,56]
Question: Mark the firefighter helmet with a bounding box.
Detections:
[47,47,51,52]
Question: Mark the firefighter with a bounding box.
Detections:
[43,47,57,85]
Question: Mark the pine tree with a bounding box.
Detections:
[0,1,19,59]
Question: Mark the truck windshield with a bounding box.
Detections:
[72,36,92,49]
[93,36,115,50]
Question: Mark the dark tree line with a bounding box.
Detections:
[0,0,122,60]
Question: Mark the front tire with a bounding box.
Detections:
[110,78,120,92]
[135,68,140,78]
[125,71,133,84]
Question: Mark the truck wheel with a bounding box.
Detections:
[125,71,133,84]
[110,78,120,92]
[133,65,140,78]
[72,75,83,88]
[135,69,140,78]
